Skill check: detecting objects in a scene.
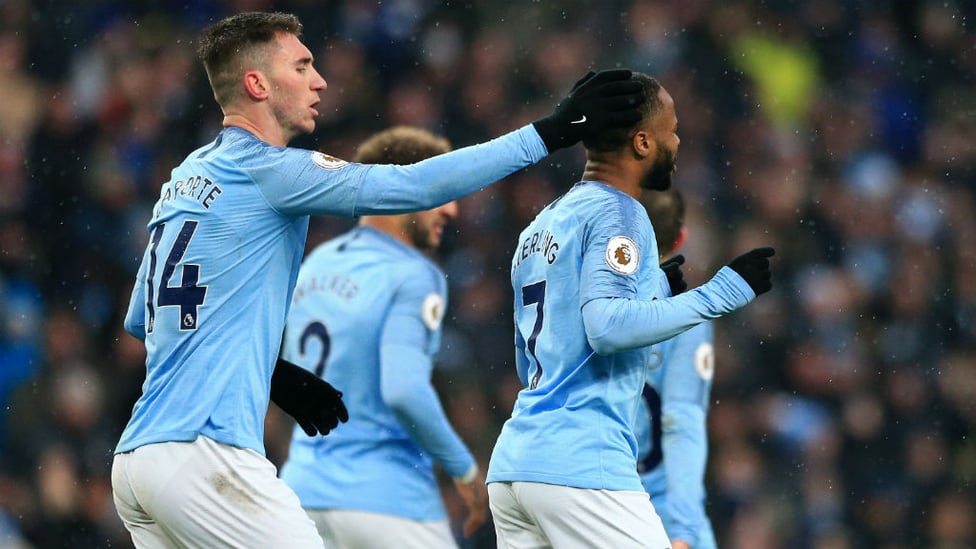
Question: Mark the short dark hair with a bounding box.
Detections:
[641,187,685,255]
[353,126,452,165]
[197,12,303,107]
[583,73,663,153]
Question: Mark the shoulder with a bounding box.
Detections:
[224,130,350,178]
[390,259,447,331]
[396,257,447,295]
[573,183,649,229]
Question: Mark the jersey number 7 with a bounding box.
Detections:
[521,280,547,390]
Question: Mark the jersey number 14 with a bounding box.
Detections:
[146,220,208,333]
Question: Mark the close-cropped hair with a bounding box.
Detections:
[583,72,663,153]
[353,126,452,165]
[197,12,303,107]
[641,187,685,255]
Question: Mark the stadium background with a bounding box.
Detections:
[1,0,974,547]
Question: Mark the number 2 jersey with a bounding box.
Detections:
[278,226,474,521]
[118,125,547,455]
[487,181,754,492]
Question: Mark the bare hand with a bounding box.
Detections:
[453,470,488,538]
[671,540,692,549]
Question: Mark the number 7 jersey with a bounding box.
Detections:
[487,181,663,492]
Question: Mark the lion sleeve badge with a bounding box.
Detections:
[311,151,349,170]
[605,236,639,275]
[421,293,445,331]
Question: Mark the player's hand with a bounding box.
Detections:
[453,468,488,538]
[661,254,687,296]
[533,69,644,152]
[270,358,349,437]
[671,540,692,549]
[726,246,775,296]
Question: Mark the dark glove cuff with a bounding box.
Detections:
[270,358,312,406]
[532,118,572,153]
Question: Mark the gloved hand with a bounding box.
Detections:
[270,358,349,437]
[660,254,687,296]
[533,69,644,152]
[727,247,775,296]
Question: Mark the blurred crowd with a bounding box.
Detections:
[1,0,974,547]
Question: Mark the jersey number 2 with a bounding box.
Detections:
[300,321,332,377]
[146,220,208,333]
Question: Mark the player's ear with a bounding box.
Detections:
[244,70,270,100]
[632,129,654,159]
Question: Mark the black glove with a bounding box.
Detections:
[727,247,775,296]
[533,69,644,152]
[660,254,687,296]
[270,358,349,437]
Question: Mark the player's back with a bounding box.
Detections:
[488,181,662,492]
[280,225,450,520]
[118,128,313,455]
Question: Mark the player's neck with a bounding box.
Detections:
[222,112,288,147]
[581,159,642,199]
[360,216,416,249]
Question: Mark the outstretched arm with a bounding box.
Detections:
[582,266,752,354]
[260,70,645,217]
[583,247,774,354]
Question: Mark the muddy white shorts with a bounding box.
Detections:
[112,435,323,548]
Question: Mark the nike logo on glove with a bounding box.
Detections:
[570,115,587,124]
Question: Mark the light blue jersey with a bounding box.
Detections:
[635,322,718,549]
[487,181,756,492]
[119,125,547,455]
[489,181,660,492]
[278,226,474,521]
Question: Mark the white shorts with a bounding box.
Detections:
[488,481,669,549]
[305,508,457,549]
[112,435,324,548]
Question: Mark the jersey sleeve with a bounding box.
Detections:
[254,125,548,218]
[660,322,714,545]
[578,194,650,305]
[378,265,476,479]
[582,266,755,354]
[123,252,148,341]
